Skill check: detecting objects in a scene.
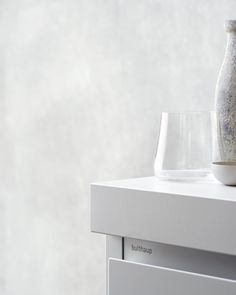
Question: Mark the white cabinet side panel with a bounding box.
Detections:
[106,236,122,295]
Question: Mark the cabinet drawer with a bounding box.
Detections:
[108,258,236,295]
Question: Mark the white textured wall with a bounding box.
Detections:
[1,0,236,294]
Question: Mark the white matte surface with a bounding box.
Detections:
[109,258,236,295]
[94,176,236,201]
[91,177,236,255]
[106,236,122,295]
[124,238,236,280]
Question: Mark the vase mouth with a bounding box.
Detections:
[225,20,236,32]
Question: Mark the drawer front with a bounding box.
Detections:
[108,259,236,295]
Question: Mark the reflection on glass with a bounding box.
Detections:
[154,111,214,181]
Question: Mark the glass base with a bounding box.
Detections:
[155,169,215,182]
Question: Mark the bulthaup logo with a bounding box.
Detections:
[131,244,152,255]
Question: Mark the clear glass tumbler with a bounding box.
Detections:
[154,111,214,181]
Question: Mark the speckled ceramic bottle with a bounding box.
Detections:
[215,20,236,162]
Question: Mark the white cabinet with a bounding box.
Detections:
[90,177,236,295]
[109,259,236,295]
[91,177,236,255]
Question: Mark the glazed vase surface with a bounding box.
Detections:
[215,20,236,162]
